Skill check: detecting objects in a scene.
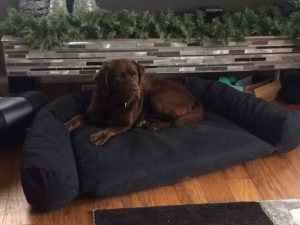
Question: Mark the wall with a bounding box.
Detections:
[0,0,290,18]
[97,0,288,12]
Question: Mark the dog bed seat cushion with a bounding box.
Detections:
[21,77,300,211]
[72,111,274,197]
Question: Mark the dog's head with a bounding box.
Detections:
[94,59,145,110]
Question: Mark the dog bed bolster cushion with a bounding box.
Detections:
[170,76,213,99]
[43,89,91,123]
[202,82,300,152]
[21,91,90,211]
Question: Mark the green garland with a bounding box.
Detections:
[291,0,300,9]
[0,7,299,49]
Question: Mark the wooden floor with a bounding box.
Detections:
[0,135,300,225]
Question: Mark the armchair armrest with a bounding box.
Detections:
[202,82,300,152]
[0,91,47,136]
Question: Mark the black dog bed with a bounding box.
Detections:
[21,77,300,211]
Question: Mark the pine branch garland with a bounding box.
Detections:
[0,7,299,49]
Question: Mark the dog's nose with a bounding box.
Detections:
[124,101,129,109]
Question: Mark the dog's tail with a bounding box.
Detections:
[173,102,204,128]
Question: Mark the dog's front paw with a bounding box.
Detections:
[135,120,149,128]
[147,123,161,131]
[145,119,171,131]
[65,115,86,132]
[90,131,110,146]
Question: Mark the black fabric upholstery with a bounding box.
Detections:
[202,82,300,152]
[170,76,214,99]
[21,109,80,211]
[72,111,273,197]
[44,90,91,122]
[21,77,300,211]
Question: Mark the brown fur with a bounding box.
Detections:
[65,59,204,146]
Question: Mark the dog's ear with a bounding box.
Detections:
[132,61,145,84]
[94,67,109,96]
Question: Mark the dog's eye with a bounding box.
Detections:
[130,71,137,77]
[125,69,134,76]
[114,73,124,82]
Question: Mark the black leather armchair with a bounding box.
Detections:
[0,91,47,137]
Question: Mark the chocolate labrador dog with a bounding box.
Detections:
[65,59,204,146]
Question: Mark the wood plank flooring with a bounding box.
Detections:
[0,137,299,225]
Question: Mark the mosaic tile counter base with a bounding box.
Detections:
[2,36,300,78]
